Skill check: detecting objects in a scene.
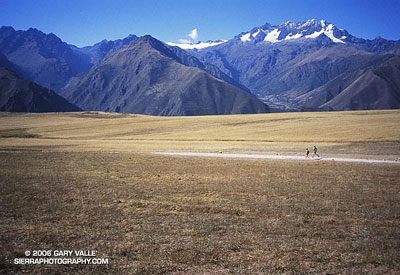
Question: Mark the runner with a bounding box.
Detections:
[312,145,319,158]
[305,148,310,159]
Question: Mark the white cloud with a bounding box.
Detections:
[175,28,199,44]
[188,28,198,41]
[178,39,192,44]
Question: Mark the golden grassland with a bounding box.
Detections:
[0,110,400,157]
[0,110,400,274]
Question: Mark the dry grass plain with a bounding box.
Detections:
[0,110,399,274]
[0,110,400,157]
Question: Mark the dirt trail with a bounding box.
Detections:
[153,152,400,164]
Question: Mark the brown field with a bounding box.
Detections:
[0,110,399,274]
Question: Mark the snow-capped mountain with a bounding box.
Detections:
[237,19,350,44]
[168,19,354,52]
[190,19,400,111]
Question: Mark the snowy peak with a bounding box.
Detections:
[166,40,228,50]
[238,19,350,44]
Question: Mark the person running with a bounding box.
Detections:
[305,148,310,159]
[312,145,319,158]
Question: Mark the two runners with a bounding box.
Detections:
[306,145,319,159]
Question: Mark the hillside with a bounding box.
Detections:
[0,67,81,112]
[320,56,400,110]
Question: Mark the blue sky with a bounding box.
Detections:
[1,0,399,47]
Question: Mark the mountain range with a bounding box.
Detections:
[187,19,400,110]
[0,19,399,114]
[61,36,268,115]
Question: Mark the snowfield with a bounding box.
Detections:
[166,40,227,50]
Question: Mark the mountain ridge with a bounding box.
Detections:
[0,26,92,91]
